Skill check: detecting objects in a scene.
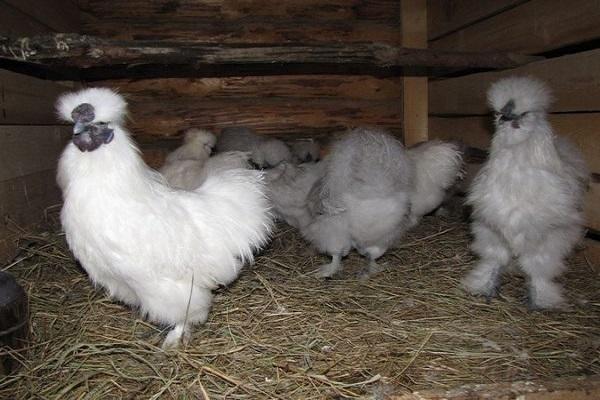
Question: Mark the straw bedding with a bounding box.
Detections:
[1,210,599,399]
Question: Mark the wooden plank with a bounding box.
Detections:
[401,0,428,145]
[0,2,51,36]
[100,76,404,101]
[125,97,402,137]
[429,116,493,149]
[429,114,600,173]
[428,0,526,41]
[3,0,80,33]
[585,182,600,231]
[0,69,74,125]
[392,374,600,400]
[0,126,70,181]
[430,0,600,54]
[584,239,600,269]
[0,169,61,263]
[430,49,600,115]
[80,0,401,21]
[0,34,542,75]
[82,18,403,45]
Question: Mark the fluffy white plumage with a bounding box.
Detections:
[56,88,273,348]
[463,77,589,309]
[160,129,251,190]
[406,140,464,227]
[164,128,216,164]
[216,126,292,168]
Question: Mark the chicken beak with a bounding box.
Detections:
[499,100,518,122]
[73,121,88,135]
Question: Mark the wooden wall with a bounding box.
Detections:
[0,1,79,262]
[427,0,600,255]
[78,0,405,167]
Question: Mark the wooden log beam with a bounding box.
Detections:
[0,33,542,78]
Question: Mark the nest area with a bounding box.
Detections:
[1,211,599,399]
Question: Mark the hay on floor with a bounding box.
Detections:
[1,212,599,399]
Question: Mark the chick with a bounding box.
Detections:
[264,161,326,229]
[216,126,292,168]
[302,127,413,279]
[56,88,273,349]
[463,77,589,310]
[164,128,216,164]
[291,139,321,163]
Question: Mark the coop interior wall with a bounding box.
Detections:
[1,0,600,264]
[425,0,600,259]
[0,0,79,260]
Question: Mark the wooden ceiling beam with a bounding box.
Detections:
[0,33,542,80]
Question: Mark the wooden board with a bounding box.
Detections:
[429,113,600,173]
[584,239,600,269]
[0,126,70,181]
[0,169,62,263]
[427,0,526,41]
[430,49,600,116]
[103,76,404,101]
[392,374,600,400]
[80,0,402,44]
[585,182,600,231]
[430,0,600,54]
[125,97,402,137]
[3,0,80,33]
[0,1,51,36]
[0,69,75,125]
[401,0,428,145]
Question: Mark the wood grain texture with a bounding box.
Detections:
[430,0,600,54]
[0,126,70,181]
[0,169,62,262]
[125,97,402,137]
[402,0,428,146]
[427,0,526,41]
[3,0,80,33]
[0,69,75,125]
[585,182,600,231]
[103,75,404,101]
[429,113,600,173]
[391,374,600,400]
[0,2,51,36]
[80,0,402,44]
[430,49,600,115]
[98,75,403,138]
[0,34,541,73]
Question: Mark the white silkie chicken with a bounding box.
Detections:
[56,88,273,349]
[406,140,464,227]
[216,126,292,168]
[463,77,589,309]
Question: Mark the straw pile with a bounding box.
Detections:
[1,211,599,399]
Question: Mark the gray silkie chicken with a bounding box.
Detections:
[463,76,589,310]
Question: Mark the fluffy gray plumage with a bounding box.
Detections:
[266,128,465,279]
[291,140,321,163]
[216,126,292,168]
[406,139,464,227]
[267,127,413,278]
[463,77,589,310]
